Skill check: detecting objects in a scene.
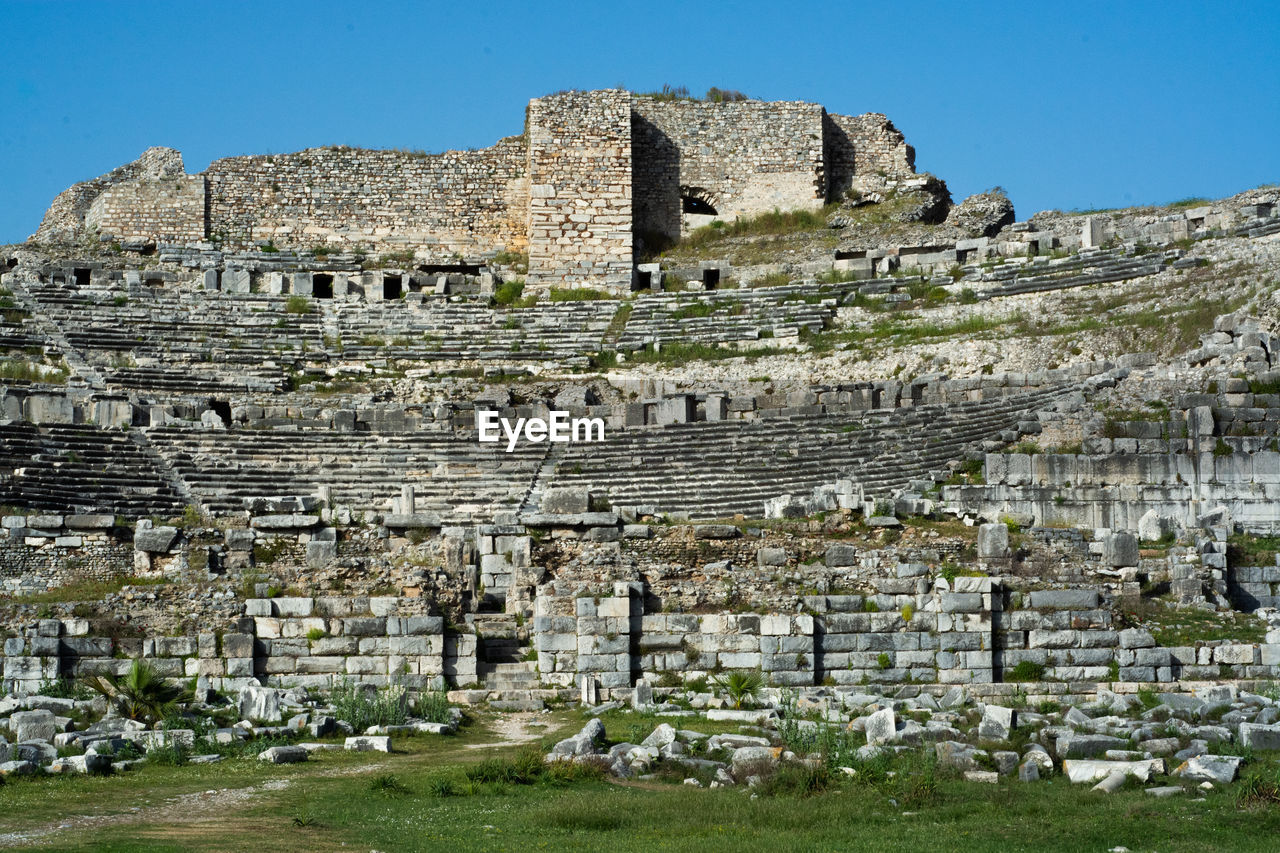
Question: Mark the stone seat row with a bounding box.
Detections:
[145,427,546,517]
[0,423,188,515]
[547,387,1070,517]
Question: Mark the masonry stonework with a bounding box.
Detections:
[525,90,634,290]
[34,91,918,289]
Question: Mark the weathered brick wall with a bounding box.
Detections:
[86,175,206,244]
[525,90,634,290]
[824,112,916,199]
[204,139,530,258]
[631,99,827,241]
[34,147,186,242]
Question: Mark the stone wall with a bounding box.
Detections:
[0,596,474,696]
[0,514,129,596]
[525,90,634,290]
[824,113,916,199]
[87,175,206,244]
[631,98,827,241]
[34,147,186,243]
[204,139,530,258]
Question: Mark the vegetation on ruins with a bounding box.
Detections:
[83,659,188,724]
[710,669,764,709]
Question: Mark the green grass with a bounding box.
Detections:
[674,205,839,255]
[0,358,70,384]
[14,740,1280,852]
[625,341,788,365]
[284,296,311,315]
[548,288,615,302]
[3,575,165,605]
[669,302,717,320]
[1228,534,1280,568]
[1124,597,1268,647]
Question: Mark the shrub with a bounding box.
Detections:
[330,679,410,732]
[145,740,190,766]
[416,685,454,726]
[285,295,311,315]
[711,670,764,709]
[755,762,832,797]
[369,773,411,796]
[82,660,187,724]
[1005,660,1046,682]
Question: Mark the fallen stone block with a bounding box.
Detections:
[258,746,308,764]
[1174,754,1241,785]
[1063,758,1164,784]
[344,736,391,753]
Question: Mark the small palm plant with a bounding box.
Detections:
[83,660,187,724]
[711,670,764,709]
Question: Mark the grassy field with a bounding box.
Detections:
[4,708,1280,851]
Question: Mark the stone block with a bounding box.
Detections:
[977,523,1009,559]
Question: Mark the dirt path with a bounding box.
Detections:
[0,711,563,848]
[464,711,549,748]
[0,761,393,848]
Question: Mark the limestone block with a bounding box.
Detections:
[134,526,179,553]
[977,523,1009,559]
[1102,532,1139,568]
[223,269,250,294]
[1028,590,1100,609]
[542,487,589,514]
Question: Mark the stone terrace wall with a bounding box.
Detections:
[824,113,916,199]
[0,597,475,696]
[204,138,530,257]
[33,147,186,243]
[87,175,206,244]
[525,90,634,290]
[631,98,826,240]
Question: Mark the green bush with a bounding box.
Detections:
[711,670,763,709]
[330,680,410,732]
[1005,660,1046,682]
[285,295,311,315]
[417,686,454,726]
[82,660,187,723]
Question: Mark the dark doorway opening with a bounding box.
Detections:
[208,399,232,426]
[73,268,91,286]
[420,263,482,275]
[383,275,403,300]
[834,249,867,260]
[682,195,717,215]
[313,274,334,299]
[703,268,721,288]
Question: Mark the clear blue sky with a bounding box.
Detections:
[2,0,1276,243]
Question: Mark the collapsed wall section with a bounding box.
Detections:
[525,90,634,290]
[86,175,206,244]
[631,98,827,242]
[33,147,187,243]
[204,138,530,257]
[824,112,916,200]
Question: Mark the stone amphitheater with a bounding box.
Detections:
[3,86,1280,737]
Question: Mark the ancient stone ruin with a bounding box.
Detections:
[5,87,1280,791]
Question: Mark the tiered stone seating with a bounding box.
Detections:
[331,300,615,361]
[103,367,282,395]
[615,281,859,351]
[22,281,324,375]
[972,247,1174,298]
[547,386,1072,518]
[0,423,188,515]
[146,427,547,520]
